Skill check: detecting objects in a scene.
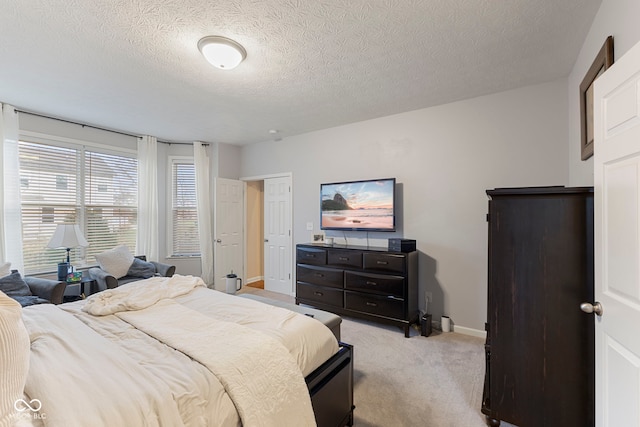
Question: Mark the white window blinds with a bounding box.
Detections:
[19,142,79,272]
[18,140,137,274]
[171,160,200,256]
[84,150,138,261]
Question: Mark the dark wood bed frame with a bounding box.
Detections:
[306,342,354,427]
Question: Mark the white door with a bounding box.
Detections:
[593,39,640,427]
[263,176,293,295]
[214,178,244,292]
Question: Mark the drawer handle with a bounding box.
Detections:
[376,261,388,265]
[314,291,324,297]
[366,281,377,286]
[306,254,315,258]
[314,273,324,278]
[338,257,349,261]
[366,302,378,307]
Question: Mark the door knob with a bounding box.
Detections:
[216,239,222,243]
[580,301,603,316]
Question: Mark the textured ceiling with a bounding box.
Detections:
[0,0,601,145]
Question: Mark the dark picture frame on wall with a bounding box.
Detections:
[580,36,614,161]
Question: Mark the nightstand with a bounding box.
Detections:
[79,275,97,297]
[63,281,82,298]
[63,275,97,299]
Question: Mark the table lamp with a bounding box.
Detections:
[47,224,89,281]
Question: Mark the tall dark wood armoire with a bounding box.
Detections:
[481,186,594,427]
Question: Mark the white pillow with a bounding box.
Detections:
[95,245,135,279]
[0,291,30,426]
[0,261,11,278]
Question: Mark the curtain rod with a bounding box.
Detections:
[14,109,206,146]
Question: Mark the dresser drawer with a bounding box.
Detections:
[297,247,327,265]
[345,271,404,298]
[363,252,406,274]
[297,283,343,308]
[327,250,362,269]
[297,265,344,289]
[345,291,404,319]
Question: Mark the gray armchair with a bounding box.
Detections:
[88,255,176,291]
[0,270,65,306]
[25,277,66,305]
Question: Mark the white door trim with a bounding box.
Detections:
[240,172,293,181]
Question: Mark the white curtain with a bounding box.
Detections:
[194,141,214,286]
[0,103,24,270]
[136,135,159,260]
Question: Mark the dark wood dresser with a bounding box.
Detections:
[481,186,594,427]
[296,244,418,337]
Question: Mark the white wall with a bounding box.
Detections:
[241,79,569,331]
[218,142,242,179]
[568,0,640,185]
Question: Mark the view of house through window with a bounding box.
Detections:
[18,140,138,275]
[171,159,200,257]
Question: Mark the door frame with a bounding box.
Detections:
[240,172,294,294]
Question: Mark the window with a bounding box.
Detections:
[18,140,137,274]
[170,159,200,256]
[84,150,138,262]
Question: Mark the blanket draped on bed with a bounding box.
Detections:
[116,299,317,427]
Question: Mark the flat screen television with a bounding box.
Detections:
[320,178,396,231]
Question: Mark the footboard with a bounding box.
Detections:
[306,342,354,427]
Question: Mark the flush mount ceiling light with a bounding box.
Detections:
[198,36,247,70]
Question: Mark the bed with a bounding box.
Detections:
[1,275,354,427]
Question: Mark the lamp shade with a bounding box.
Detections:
[47,224,89,249]
[198,36,246,70]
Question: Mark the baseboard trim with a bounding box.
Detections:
[452,325,486,338]
[246,276,264,284]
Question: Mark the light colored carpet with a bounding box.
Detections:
[343,317,487,427]
[238,287,496,427]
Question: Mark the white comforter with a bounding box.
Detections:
[21,275,339,427]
